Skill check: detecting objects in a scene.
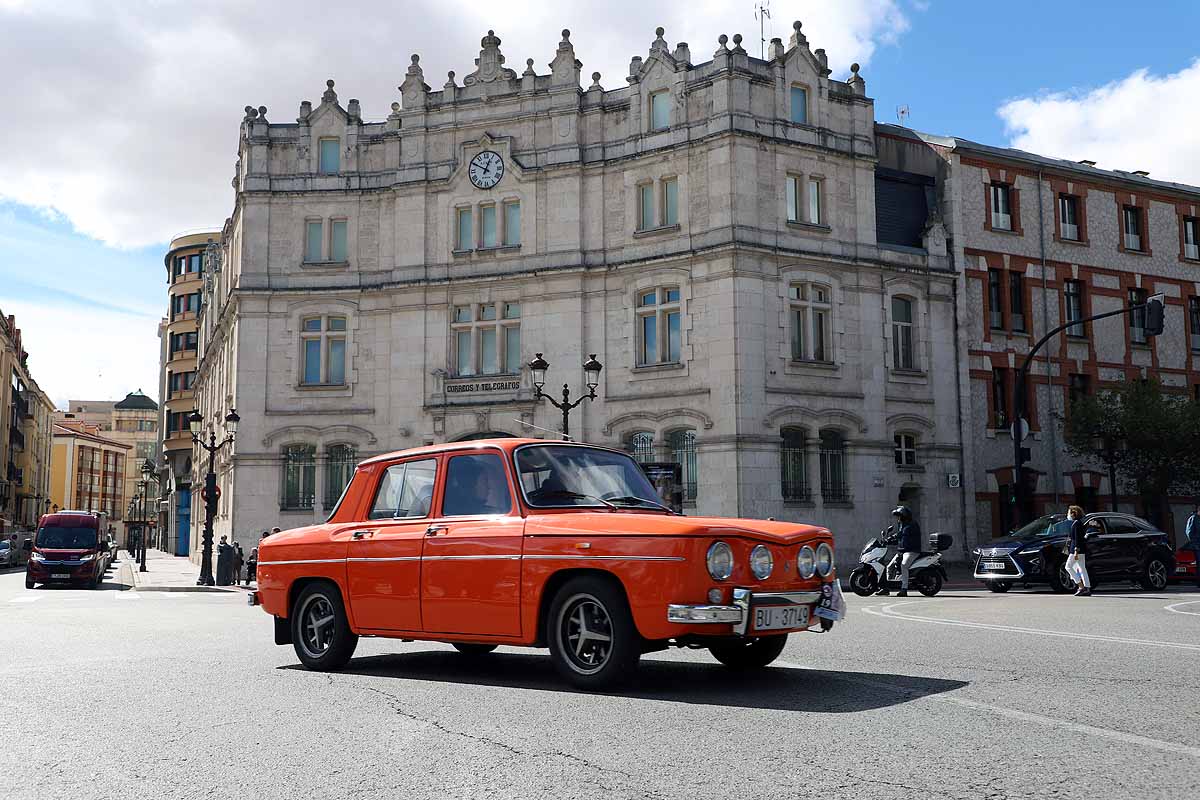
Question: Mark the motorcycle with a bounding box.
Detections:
[847,527,953,597]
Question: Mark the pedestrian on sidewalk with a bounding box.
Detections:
[1065,505,1092,597]
[245,546,257,586]
[232,542,244,585]
[1186,504,1200,588]
[216,535,233,586]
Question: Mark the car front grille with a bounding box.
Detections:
[975,555,1021,576]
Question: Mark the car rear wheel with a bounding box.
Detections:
[547,576,640,690]
[985,581,1012,593]
[1048,562,1073,594]
[291,582,358,671]
[1140,556,1169,591]
[452,643,498,656]
[709,635,788,669]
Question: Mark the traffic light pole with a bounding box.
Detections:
[1011,298,1162,525]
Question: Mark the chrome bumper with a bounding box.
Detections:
[667,589,822,635]
[247,591,260,607]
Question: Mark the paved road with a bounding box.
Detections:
[2,563,1197,800]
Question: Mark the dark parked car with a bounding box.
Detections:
[973,513,1175,593]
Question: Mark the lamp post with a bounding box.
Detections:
[528,353,602,439]
[190,408,239,587]
[1092,434,1127,513]
[137,459,153,573]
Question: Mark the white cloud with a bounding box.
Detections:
[0,0,909,249]
[998,60,1200,184]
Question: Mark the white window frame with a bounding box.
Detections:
[891,296,915,370]
[329,218,348,262]
[662,177,678,226]
[991,183,1012,231]
[789,282,832,363]
[1059,194,1079,241]
[807,177,823,225]
[1123,206,1143,251]
[1185,217,1199,260]
[479,203,498,249]
[893,433,918,467]
[789,85,808,125]
[636,287,682,366]
[300,315,348,386]
[318,138,340,175]
[451,302,521,377]
[455,206,473,252]
[304,219,323,262]
[503,200,521,246]
[786,174,802,223]
[649,90,670,131]
[638,182,655,231]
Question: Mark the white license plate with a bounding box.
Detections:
[753,604,809,631]
[981,561,1006,571]
[51,573,70,579]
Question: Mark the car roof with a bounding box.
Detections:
[1083,512,1158,528]
[356,438,626,467]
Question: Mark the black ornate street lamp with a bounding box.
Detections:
[137,459,153,573]
[190,408,239,586]
[529,353,602,438]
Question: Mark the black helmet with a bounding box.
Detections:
[891,505,911,521]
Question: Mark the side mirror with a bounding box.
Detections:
[22,540,32,551]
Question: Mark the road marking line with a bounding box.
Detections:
[864,600,1200,652]
[9,595,39,603]
[773,661,1200,759]
[113,593,141,600]
[1164,599,1200,616]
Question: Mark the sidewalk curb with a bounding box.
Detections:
[118,550,245,593]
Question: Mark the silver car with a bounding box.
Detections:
[0,539,17,568]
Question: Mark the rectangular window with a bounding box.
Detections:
[189,253,202,274]
[1009,272,1026,332]
[480,204,498,248]
[504,326,521,374]
[327,338,346,385]
[330,220,347,262]
[1129,288,1148,344]
[1068,373,1090,407]
[1065,280,1085,337]
[790,307,805,360]
[893,434,917,467]
[1190,297,1200,352]
[451,303,520,376]
[662,178,678,226]
[992,368,1009,428]
[891,297,915,370]
[789,283,832,363]
[640,314,657,365]
[991,184,1012,230]
[650,90,670,130]
[1123,206,1143,251]
[303,339,321,384]
[455,330,473,376]
[639,183,654,230]
[281,445,316,510]
[1185,217,1199,260]
[1059,194,1080,241]
[318,138,339,175]
[808,178,822,225]
[789,86,808,124]
[305,221,323,262]
[780,428,809,502]
[636,286,682,366]
[786,175,800,223]
[503,201,521,246]
[666,310,681,363]
[988,269,1004,329]
[480,327,498,375]
[456,208,473,251]
[300,315,347,385]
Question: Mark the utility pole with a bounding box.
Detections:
[754,1,771,59]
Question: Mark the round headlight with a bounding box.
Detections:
[816,542,834,577]
[797,546,816,579]
[750,544,774,580]
[706,541,734,581]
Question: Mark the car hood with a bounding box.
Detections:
[981,535,1062,552]
[35,549,95,558]
[524,512,829,544]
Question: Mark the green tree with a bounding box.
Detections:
[1063,378,1200,527]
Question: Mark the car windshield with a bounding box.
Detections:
[1009,514,1065,538]
[515,445,665,509]
[36,526,98,550]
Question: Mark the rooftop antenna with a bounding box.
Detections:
[512,418,572,442]
[896,105,910,125]
[754,0,771,58]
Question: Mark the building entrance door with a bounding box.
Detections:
[176,489,190,557]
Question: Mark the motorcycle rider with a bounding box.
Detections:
[876,505,922,597]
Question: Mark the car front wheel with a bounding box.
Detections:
[547,576,640,690]
[25,575,34,589]
[986,581,1012,593]
[291,582,358,671]
[1047,561,1073,594]
[1140,556,1169,591]
[709,635,788,669]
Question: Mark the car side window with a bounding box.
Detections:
[441,453,512,517]
[1104,519,1139,535]
[368,458,437,519]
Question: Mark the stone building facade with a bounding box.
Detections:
[0,309,55,532]
[192,23,968,563]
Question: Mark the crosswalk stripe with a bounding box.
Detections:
[9,595,39,603]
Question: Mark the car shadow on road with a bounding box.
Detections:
[280,651,968,712]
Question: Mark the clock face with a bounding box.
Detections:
[468,150,505,189]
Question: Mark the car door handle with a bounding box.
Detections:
[425,525,448,536]
[350,530,375,540]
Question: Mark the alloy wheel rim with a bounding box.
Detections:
[560,594,614,675]
[299,594,336,658]
[1148,560,1167,588]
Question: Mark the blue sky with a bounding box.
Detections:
[2,0,1198,409]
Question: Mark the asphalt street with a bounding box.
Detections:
[2,561,1198,800]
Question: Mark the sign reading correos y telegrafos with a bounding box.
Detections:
[445,380,521,394]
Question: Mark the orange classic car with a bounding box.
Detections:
[251,439,843,689]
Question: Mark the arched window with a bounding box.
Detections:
[324,444,357,508]
[281,444,316,510]
[667,429,698,501]
[891,296,915,369]
[627,431,655,463]
[780,427,810,502]
[818,429,849,503]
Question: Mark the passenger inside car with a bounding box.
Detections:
[443,453,510,516]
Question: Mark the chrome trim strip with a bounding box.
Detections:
[522,555,686,562]
[751,591,821,605]
[422,555,522,561]
[667,604,743,624]
[258,558,348,566]
[346,556,421,563]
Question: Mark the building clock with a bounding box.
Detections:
[468,150,504,189]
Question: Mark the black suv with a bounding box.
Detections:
[973,513,1175,593]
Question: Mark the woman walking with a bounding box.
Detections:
[1065,505,1092,597]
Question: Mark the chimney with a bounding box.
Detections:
[1078,159,1096,167]
[1132,170,1150,177]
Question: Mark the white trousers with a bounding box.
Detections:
[1065,552,1091,588]
[889,552,920,589]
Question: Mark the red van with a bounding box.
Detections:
[24,511,108,589]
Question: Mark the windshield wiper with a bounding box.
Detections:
[606,495,675,514]
[532,489,617,510]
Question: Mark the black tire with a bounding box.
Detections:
[1047,561,1074,594]
[1140,556,1170,591]
[452,643,498,656]
[986,581,1012,593]
[547,575,641,690]
[916,570,943,597]
[848,567,877,597]
[709,635,788,669]
[25,575,34,590]
[291,582,358,671]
